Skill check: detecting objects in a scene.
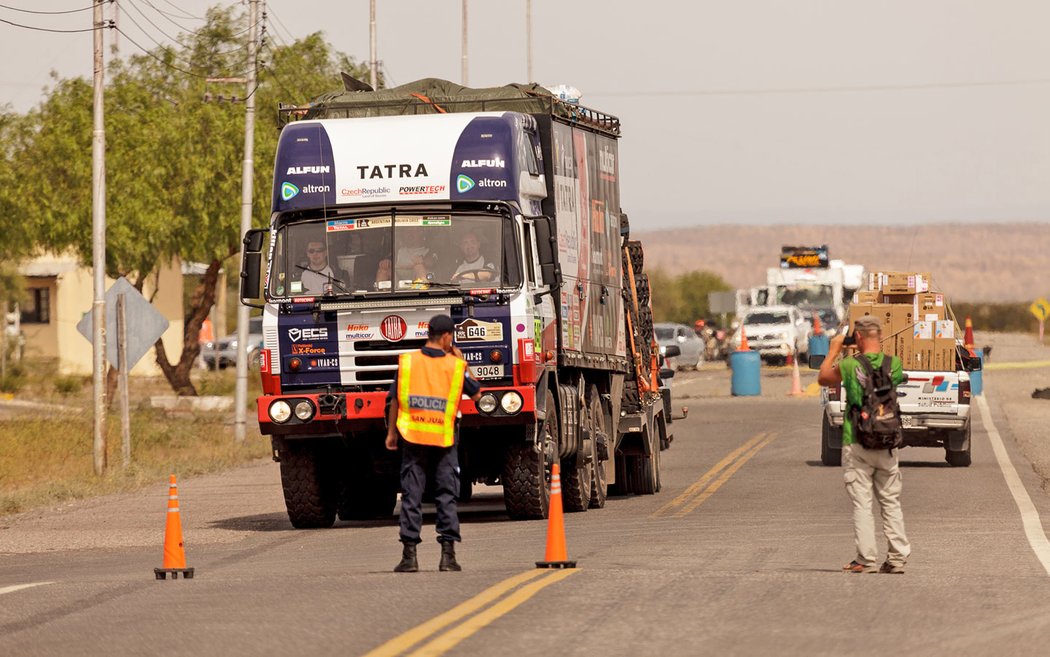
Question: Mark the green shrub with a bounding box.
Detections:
[53,375,84,395]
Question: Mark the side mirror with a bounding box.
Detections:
[660,367,675,380]
[664,345,682,358]
[965,355,982,371]
[530,215,561,289]
[240,228,268,303]
[808,354,825,369]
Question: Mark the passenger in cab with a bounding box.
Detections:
[451,231,497,282]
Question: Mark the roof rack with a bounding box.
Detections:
[277,93,621,137]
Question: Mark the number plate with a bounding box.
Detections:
[901,415,914,429]
[470,365,505,380]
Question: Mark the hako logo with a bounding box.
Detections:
[380,315,407,342]
[456,174,475,193]
[281,182,299,201]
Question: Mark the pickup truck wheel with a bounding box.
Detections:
[503,388,556,519]
[280,442,338,528]
[820,413,842,466]
[945,426,972,467]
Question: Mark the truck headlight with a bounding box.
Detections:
[500,391,523,414]
[477,393,498,414]
[294,400,315,421]
[269,400,291,423]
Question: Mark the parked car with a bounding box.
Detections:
[736,305,811,365]
[201,316,264,370]
[655,322,705,370]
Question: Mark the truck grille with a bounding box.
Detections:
[344,339,427,384]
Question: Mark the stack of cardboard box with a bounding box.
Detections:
[847,272,956,372]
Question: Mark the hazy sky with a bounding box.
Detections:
[3,1,1050,228]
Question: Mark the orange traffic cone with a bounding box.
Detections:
[536,463,576,569]
[812,313,823,336]
[963,316,976,350]
[788,346,804,396]
[738,331,751,352]
[155,474,194,580]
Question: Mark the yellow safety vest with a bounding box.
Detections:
[396,350,466,447]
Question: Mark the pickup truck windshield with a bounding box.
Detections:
[268,213,515,297]
[746,312,790,325]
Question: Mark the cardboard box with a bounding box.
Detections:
[847,302,873,333]
[916,293,946,320]
[889,305,914,340]
[896,334,915,369]
[934,320,957,371]
[855,290,880,304]
[884,272,920,295]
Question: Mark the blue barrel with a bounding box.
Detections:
[808,334,830,362]
[729,350,761,396]
[970,351,984,396]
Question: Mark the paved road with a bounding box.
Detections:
[4,372,1050,656]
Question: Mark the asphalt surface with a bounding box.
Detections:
[4,367,1050,656]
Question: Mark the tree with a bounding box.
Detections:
[648,269,733,325]
[0,6,376,395]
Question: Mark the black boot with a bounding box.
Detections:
[438,541,461,572]
[394,543,418,573]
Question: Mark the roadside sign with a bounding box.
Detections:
[708,291,737,315]
[1030,298,1050,321]
[76,277,170,369]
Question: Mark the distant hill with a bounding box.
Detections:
[635,222,1049,303]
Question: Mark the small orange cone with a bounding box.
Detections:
[963,316,976,350]
[536,463,576,569]
[788,346,804,396]
[155,474,194,580]
[738,331,751,352]
[812,313,823,336]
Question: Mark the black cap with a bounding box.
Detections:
[427,314,455,338]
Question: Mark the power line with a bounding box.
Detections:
[114,25,248,81]
[0,16,109,32]
[123,0,251,59]
[265,4,294,44]
[0,2,104,15]
[140,0,202,26]
[155,0,202,21]
[588,78,1050,97]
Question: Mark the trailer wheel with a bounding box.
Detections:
[820,413,842,467]
[588,387,609,509]
[280,441,338,528]
[503,388,556,519]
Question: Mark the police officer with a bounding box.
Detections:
[385,314,481,572]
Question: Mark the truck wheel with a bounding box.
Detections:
[820,413,842,467]
[945,425,972,467]
[631,428,660,495]
[560,384,591,513]
[503,388,556,519]
[280,442,337,528]
[588,387,609,509]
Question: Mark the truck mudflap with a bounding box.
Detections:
[256,385,537,434]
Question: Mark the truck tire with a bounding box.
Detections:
[945,425,972,467]
[820,414,842,467]
[560,385,591,513]
[626,240,644,274]
[631,428,660,495]
[503,388,557,519]
[588,387,609,509]
[280,442,338,528]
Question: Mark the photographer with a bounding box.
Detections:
[818,316,910,574]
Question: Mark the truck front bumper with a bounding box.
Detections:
[256,386,537,435]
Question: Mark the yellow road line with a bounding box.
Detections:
[407,569,579,657]
[984,360,1050,371]
[652,432,767,517]
[673,433,777,518]
[361,569,548,657]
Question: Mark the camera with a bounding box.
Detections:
[843,330,856,346]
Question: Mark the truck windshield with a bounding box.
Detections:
[268,213,515,297]
[745,312,790,325]
[777,284,833,307]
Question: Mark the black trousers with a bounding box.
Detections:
[398,439,461,545]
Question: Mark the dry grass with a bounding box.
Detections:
[0,362,270,516]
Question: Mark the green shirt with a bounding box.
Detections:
[839,352,904,446]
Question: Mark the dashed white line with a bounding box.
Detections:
[0,582,54,596]
[976,394,1050,577]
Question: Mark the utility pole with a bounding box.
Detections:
[461,0,468,86]
[369,0,378,89]
[110,0,119,56]
[91,0,108,475]
[526,0,532,83]
[234,0,259,442]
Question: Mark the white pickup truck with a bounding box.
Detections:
[818,345,980,467]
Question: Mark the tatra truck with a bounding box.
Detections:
[239,78,672,527]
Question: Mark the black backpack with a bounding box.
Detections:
[848,354,903,452]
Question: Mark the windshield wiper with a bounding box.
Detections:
[295,264,351,295]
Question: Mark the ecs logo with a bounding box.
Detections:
[288,327,329,342]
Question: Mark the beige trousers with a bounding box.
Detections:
[843,443,911,567]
